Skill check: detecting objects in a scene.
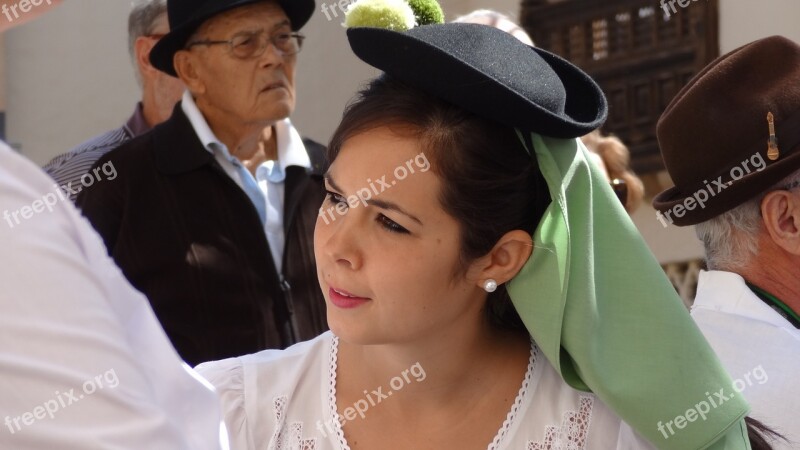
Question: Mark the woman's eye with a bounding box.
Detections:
[377,214,409,234]
[325,191,347,207]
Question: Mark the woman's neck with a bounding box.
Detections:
[337,321,530,416]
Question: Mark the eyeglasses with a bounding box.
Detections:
[186,30,304,59]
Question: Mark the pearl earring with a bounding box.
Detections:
[483,279,498,293]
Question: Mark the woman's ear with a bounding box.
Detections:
[471,230,533,289]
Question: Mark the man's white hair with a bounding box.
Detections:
[695,168,800,271]
[128,0,168,84]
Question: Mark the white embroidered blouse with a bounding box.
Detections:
[196,332,654,450]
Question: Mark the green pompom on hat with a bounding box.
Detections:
[344,0,416,31]
[345,0,444,30]
[406,0,444,25]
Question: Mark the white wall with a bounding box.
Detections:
[5,0,138,164]
[719,0,800,53]
[290,0,379,146]
[631,202,705,264]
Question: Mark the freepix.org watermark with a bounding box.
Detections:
[318,152,430,225]
[4,368,120,435]
[660,0,705,18]
[3,161,117,229]
[1,0,54,23]
[656,152,765,227]
[319,0,354,22]
[656,365,768,440]
[316,362,426,437]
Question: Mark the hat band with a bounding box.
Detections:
[675,107,800,197]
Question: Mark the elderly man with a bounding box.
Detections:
[78,0,327,366]
[654,35,800,448]
[43,0,184,199]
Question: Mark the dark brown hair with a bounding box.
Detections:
[745,417,785,450]
[328,75,550,331]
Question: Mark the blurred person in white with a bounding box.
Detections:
[0,2,228,448]
[454,10,644,214]
[453,9,533,46]
[42,0,185,200]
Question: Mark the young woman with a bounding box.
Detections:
[197,20,762,450]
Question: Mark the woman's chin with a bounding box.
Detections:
[327,319,391,346]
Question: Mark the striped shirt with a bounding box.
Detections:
[42,103,151,201]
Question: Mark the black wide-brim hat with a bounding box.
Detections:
[151,0,315,77]
[346,23,607,139]
[653,35,800,226]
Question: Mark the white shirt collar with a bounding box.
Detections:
[181,90,230,158]
[181,90,311,176]
[694,270,794,329]
[273,117,311,172]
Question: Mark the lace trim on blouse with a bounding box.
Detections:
[487,344,537,449]
[327,335,536,450]
[526,394,594,450]
[328,335,349,450]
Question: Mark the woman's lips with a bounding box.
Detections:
[328,286,370,309]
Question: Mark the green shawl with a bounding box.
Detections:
[508,132,751,449]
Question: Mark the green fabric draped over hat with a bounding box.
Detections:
[508,131,750,449]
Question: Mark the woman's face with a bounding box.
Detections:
[315,126,487,345]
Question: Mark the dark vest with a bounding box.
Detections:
[77,104,328,366]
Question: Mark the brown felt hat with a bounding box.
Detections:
[653,35,800,226]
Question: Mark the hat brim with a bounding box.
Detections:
[346,24,607,139]
[653,143,800,226]
[150,0,314,77]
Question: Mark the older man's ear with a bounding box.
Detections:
[173,50,207,96]
[0,0,63,33]
[762,189,800,256]
[135,34,162,79]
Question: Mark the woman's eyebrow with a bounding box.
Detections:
[369,198,423,226]
[324,173,342,192]
[324,173,423,226]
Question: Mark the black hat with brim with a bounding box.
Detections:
[346,23,607,139]
[151,0,315,77]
